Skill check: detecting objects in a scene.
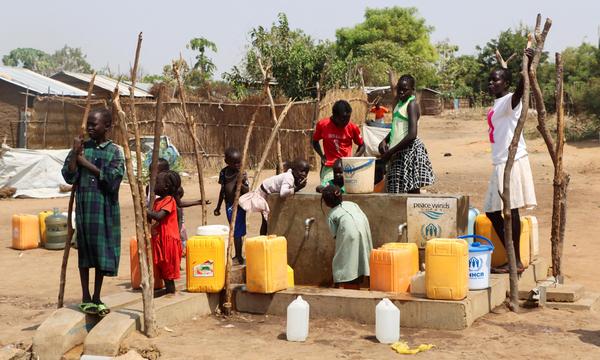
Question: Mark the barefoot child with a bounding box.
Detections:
[379,75,435,194]
[321,185,373,289]
[239,159,310,235]
[214,148,249,264]
[316,158,345,193]
[485,48,537,274]
[147,170,183,294]
[62,108,124,316]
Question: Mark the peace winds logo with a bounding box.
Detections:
[421,210,444,220]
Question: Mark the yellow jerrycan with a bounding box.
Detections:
[425,238,469,300]
[186,235,226,293]
[12,214,40,250]
[246,235,288,293]
[474,214,530,268]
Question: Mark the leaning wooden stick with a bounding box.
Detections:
[57,71,96,309]
[172,59,208,225]
[222,107,260,316]
[128,33,155,293]
[148,85,165,209]
[258,57,284,173]
[251,98,294,189]
[113,91,158,337]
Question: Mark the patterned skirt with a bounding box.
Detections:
[386,138,435,193]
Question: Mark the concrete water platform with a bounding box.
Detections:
[235,274,508,330]
[268,192,469,285]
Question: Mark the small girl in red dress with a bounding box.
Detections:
[147,170,182,294]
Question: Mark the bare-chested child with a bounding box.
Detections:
[214,148,249,264]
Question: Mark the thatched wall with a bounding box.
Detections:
[27,88,371,170]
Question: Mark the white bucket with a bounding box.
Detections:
[461,235,494,290]
[341,157,376,193]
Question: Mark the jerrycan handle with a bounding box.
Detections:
[458,235,494,250]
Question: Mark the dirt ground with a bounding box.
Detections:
[2,110,600,359]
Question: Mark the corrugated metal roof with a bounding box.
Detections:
[0,66,88,96]
[57,71,153,97]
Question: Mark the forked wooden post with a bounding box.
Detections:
[58,71,96,309]
[148,85,165,209]
[172,60,208,225]
[258,57,284,173]
[222,107,260,316]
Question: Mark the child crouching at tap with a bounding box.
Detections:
[321,185,373,289]
[239,158,310,235]
[147,170,183,294]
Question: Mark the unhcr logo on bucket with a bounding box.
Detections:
[469,256,485,279]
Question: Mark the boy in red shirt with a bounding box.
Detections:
[369,102,389,123]
[312,100,365,186]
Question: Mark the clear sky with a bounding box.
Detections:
[1,0,598,79]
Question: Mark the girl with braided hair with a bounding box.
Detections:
[147,170,182,294]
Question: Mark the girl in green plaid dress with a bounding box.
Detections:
[62,108,124,316]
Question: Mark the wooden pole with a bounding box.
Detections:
[257,58,284,173]
[251,98,294,189]
[222,106,260,316]
[528,15,568,280]
[148,85,165,209]
[42,100,49,148]
[500,45,531,311]
[57,72,96,309]
[172,59,208,225]
[113,92,158,337]
[125,32,158,337]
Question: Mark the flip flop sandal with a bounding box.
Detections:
[96,303,110,317]
[491,264,510,274]
[79,302,98,315]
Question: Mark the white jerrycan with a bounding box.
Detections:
[286,295,310,341]
[375,298,400,344]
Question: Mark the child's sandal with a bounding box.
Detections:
[79,302,98,315]
[96,303,110,317]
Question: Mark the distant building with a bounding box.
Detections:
[364,86,445,116]
[0,66,87,147]
[51,71,154,99]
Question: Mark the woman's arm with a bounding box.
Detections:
[511,48,535,110]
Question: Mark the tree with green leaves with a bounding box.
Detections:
[223,13,335,99]
[2,46,92,75]
[186,37,217,83]
[335,7,438,86]
[435,40,480,100]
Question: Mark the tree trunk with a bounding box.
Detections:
[148,85,165,209]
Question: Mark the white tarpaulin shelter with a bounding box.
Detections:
[0,145,71,198]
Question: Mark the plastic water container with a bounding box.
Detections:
[380,242,419,275]
[45,208,68,250]
[341,157,376,193]
[425,238,469,300]
[245,235,288,293]
[466,207,480,242]
[12,214,40,250]
[186,235,225,293]
[370,247,418,293]
[375,298,400,344]
[286,295,309,341]
[459,235,494,290]
[474,214,530,268]
[129,236,164,290]
[196,225,230,262]
[38,210,53,245]
[523,215,539,260]
[410,271,426,296]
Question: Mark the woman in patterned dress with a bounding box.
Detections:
[379,75,435,194]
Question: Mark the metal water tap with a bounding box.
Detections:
[398,223,407,242]
[304,217,315,231]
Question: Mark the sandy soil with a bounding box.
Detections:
[1,111,600,358]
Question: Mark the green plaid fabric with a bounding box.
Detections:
[62,140,124,276]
